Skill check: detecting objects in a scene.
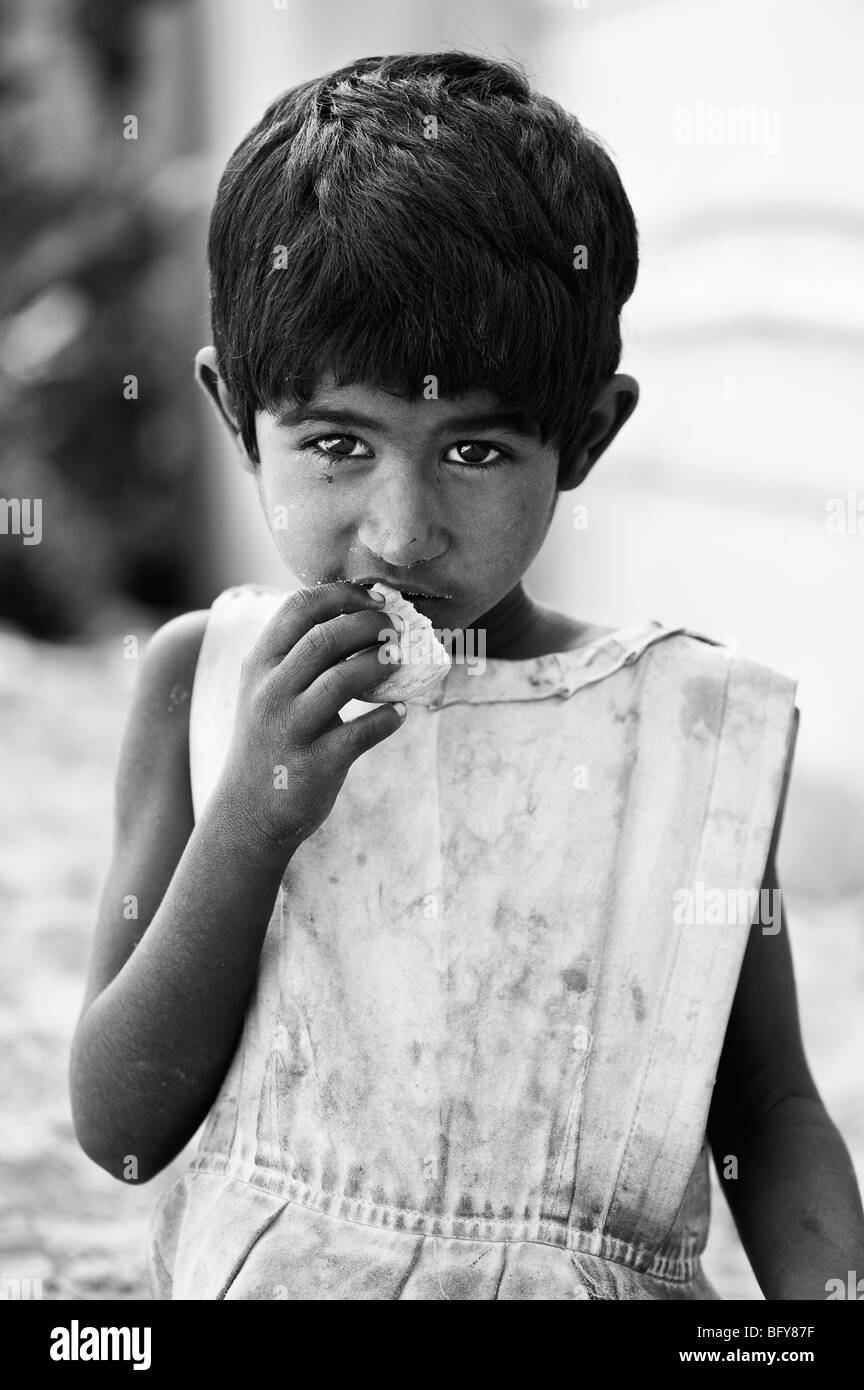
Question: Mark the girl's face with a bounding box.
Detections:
[252,372,561,646]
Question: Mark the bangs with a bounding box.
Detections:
[250,239,591,453]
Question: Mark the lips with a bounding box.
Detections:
[352,576,451,599]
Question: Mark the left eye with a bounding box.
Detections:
[445,442,505,469]
[305,436,506,470]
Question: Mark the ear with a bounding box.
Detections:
[558,373,639,492]
[194,346,257,471]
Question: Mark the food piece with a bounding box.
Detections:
[361,582,451,701]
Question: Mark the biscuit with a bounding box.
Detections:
[361,582,451,701]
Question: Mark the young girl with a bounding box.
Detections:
[70,51,864,1300]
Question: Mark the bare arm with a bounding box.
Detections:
[707,854,864,1299]
[69,612,293,1181]
[70,584,405,1182]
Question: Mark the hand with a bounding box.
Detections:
[218,582,405,856]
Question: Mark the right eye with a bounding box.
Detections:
[304,435,370,461]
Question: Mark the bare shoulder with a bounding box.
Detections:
[147,609,209,701]
[142,608,210,703]
[112,610,209,827]
[77,608,210,1016]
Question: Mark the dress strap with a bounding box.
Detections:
[188,585,287,821]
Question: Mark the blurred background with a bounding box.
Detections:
[1,0,861,1299]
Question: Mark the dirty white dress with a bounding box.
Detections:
[148,584,798,1300]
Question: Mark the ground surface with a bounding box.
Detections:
[1,621,861,1300]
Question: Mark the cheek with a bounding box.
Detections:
[256,468,305,547]
[502,474,556,542]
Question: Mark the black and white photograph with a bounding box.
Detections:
[1,0,863,1345]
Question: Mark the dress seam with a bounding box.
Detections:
[183,1163,704,1282]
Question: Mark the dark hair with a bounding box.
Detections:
[207,51,638,481]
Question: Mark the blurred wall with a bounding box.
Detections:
[0,0,212,637]
[530,0,864,889]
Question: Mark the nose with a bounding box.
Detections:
[357,464,448,570]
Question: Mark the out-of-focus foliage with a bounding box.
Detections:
[0,0,201,639]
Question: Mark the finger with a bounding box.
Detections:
[323,700,407,760]
[253,583,386,669]
[293,643,403,729]
[279,605,398,693]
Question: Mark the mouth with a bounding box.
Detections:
[402,591,449,604]
[352,576,453,601]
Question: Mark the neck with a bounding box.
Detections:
[465,583,540,659]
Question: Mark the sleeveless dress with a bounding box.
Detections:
[148,584,798,1300]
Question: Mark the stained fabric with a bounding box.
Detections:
[148,585,798,1300]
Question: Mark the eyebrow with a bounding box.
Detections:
[273,402,541,441]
